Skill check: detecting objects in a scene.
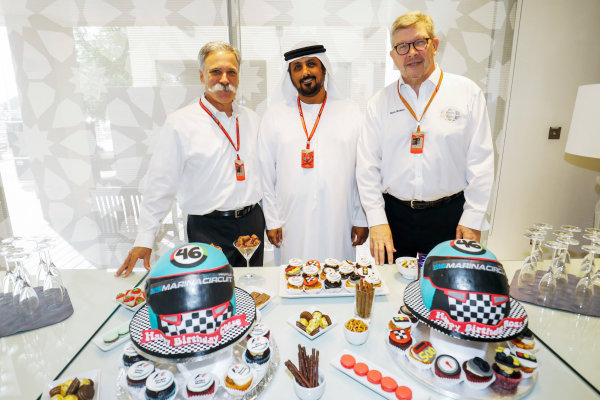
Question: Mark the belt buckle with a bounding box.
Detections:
[234,208,242,218]
[410,200,415,209]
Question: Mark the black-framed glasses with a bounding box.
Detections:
[393,38,431,55]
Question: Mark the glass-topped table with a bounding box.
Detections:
[2,261,599,399]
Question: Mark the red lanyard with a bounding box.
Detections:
[397,70,443,132]
[199,98,240,160]
[297,93,327,149]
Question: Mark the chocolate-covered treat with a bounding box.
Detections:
[463,357,493,384]
[49,386,61,397]
[77,384,95,400]
[300,311,313,321]
[65,378,80,395]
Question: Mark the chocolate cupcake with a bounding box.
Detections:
[462,357,493,389]
[244,336,271,366]
[492,347,522,394]
[339,263,354,279]
[324,271,342,290]
[324,258,340,269]
[433,355,461,386]
[145,370,177,400]
[388,329,412,351]
[122,342,147,367]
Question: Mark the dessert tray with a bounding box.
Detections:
[116,335,279,400]
[287,307,337,340]
[278,265,390,298]
[331,349,428,400]
[42,369,100,400]
[244,286,275,311]
[93,322,131,351]
[387,323,537,400]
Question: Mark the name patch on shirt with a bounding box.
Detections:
[389,109,405,115]
[440,107,461,122]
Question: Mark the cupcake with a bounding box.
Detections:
[365,271,382,287]
[302,264,319,279]
[433,355,462,386]
[462,357,494,389]
[345,273,361,291]
[339,263,354,279]
[388,313,412,331]
[247,322,270,340]
[324,258,340,269]
[509,328,535,351]
[224,364,253,395]
[388,329,412,352]
[303,276,322,293]
[285,264,302,278]
[324,271,342,291]
[356,266,370,279]
[320,266,335,280]
[185,373,215,399]
[145,370,177,400]
[305,260,321,270]
[126,361,155,388]
[287,276,304,294]
[122,342,146,367]
[357,257,372,269]
[399,305,418,324]
[408,341,436,370]
[514,351,538,377]
[492,347,522,394]
[288,258,303,267]
[244,336,271,366]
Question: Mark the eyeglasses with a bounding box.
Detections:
[393,38,432,56]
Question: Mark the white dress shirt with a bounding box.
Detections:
[357,66,494,231]
[259,97,367,263]
[134,95,262,248]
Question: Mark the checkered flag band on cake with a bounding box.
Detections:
[447,293,508,327]
[159,303,234,336]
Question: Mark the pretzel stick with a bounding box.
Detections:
[285,360,311,388]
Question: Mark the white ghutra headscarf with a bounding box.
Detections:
[271,41,343,104]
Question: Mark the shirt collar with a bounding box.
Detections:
[398,64,441,89]
[201,93,239,118]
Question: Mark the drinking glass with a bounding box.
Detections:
[539,241,563,303]
[43,270,64,309]
[579,234,600,276]
[233,237,261,287]
[526,227,546,262]
[554,237,578,292]
[518,231,545,289]
[575,245,600,309]
[19,282,40,316]
[1,245,16,294]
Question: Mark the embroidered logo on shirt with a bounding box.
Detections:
[390,109,405,115]
[440,107,461,122]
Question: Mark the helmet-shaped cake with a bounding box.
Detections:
[420,239,509,327]
[144,243,235,337]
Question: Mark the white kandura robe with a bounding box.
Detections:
[259,97,367,264]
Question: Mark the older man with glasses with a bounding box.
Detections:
[357,11,494,264]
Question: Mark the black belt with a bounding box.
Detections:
[398,191,463,210]
[205,204,257,218]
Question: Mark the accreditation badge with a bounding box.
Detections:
[235,159,246,181]
[410,131,424,154]
[301,149,314,169]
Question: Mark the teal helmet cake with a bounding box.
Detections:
[419,240,510,328]
[144,243,236,336]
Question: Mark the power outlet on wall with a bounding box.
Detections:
[548,127,561,140]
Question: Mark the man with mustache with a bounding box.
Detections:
[258,42,368,263]
[116,41,264,276]
[357,12,494,264]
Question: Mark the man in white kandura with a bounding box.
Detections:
[357,11,494,264]
[259,42,368,264]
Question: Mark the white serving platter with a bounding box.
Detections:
[41,369,100,400]
[287,307,337,340]
[93,322,131,352]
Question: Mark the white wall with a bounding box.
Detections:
[488,0,600,259]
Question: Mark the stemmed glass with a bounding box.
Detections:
[539,240,564,303]
[579,233,600,276]
[575,245,600,309]
[1,245,16,294]
[19,281,40,316]
[554,237,578,292]
[43,270,64,309]
[233,235,261,287]
[518,231,545,289]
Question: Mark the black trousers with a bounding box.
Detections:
[383,192,464,258]
[186,205,265,268]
